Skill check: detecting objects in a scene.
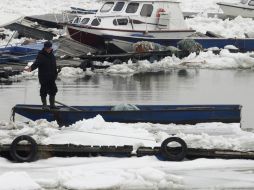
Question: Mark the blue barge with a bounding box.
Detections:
[12,104,242,126]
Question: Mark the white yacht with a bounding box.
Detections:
[66,0,195,52]
[217,0,254,18]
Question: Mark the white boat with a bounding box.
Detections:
[65,0,254,53]
[217,0,254,18]
[66,0,195,52]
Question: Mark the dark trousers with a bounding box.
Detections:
[40,80,58,97]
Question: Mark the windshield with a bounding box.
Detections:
[126,3,139,13]
[113,2,125,11]
[140,4,153,17]
[100,2,114,12]
[72,17,81,24]
[81,18,90,25]
[241,0,248,4]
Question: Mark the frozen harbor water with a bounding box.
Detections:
[1,69,254,130]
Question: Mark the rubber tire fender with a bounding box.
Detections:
[160,137,187,161]
[10,135,38,163]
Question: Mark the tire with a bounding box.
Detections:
[160,137,187,161]
[10,135,38,163]
[149,55,159,63]
[113,59,122,65]
[80,60,89,71]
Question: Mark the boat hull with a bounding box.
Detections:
[0,43,58,64]
[13,104,242,126]
[107,35,254,52]
[0,46,39,64]
[5,19,56,40]
[67,26,106,50]
[67,24,195,52]
[67,25,254,53]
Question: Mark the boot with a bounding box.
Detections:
[41,96,49,110]
[49,96,59,110]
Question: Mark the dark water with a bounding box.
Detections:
[1,69,254,129]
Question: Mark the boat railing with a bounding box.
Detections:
[94,14,172,30]
[62,11,73,24]
[70,13,175,31]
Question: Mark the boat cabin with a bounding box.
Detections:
[71,0,189,31]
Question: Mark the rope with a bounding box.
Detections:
[61,128,156,142]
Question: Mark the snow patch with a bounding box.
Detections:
[0,172,41,190]
[104,50,254,75]
[186,16,254,38]
[58,67,85,78]
[1,116,254,152]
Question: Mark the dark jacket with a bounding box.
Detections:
[31,49,57,83]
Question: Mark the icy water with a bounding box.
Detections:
[1,69,254,130]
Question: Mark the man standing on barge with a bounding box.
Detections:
[24,41,58,110]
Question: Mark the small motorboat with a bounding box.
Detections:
[217,0,254,18]
[66,0,195,52]
[12,104,242,126]
[0,46,39,64]
[0,42,58,64]
[65,0,254,53]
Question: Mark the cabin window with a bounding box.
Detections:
[126,3,139,13]
[72,17,81,24]
[249,0,254,5]
[140,4,153,17]
[113,2,125,11]
[100,2,114,12]
[241,0,249,4]
[113,18,128,25]
[91,18,101,26]
[81,18,90,25]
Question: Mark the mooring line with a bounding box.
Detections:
[61,128,156,142]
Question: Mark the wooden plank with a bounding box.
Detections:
[56,36,97,57]
[1,144,254,160]
[186,148,254,159]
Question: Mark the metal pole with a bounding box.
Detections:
[55,100,83,111]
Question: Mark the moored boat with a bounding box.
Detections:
[0,46,39,64]
[217,0,254,18]
[12,104,242,126]
[66,0,195,52]
[0,42,58,64]
[65,0,254,53]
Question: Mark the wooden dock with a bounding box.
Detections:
[1,136,254,163]
[1,143,254,162]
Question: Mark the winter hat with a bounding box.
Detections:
[44,41,52,48]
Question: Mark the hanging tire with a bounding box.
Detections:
[160,137,187,161]
[112,59,123,65]
[10,135,38,163]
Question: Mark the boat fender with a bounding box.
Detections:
[156,8,165,18]
[160,137,187,161]
[10,135,38,163]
